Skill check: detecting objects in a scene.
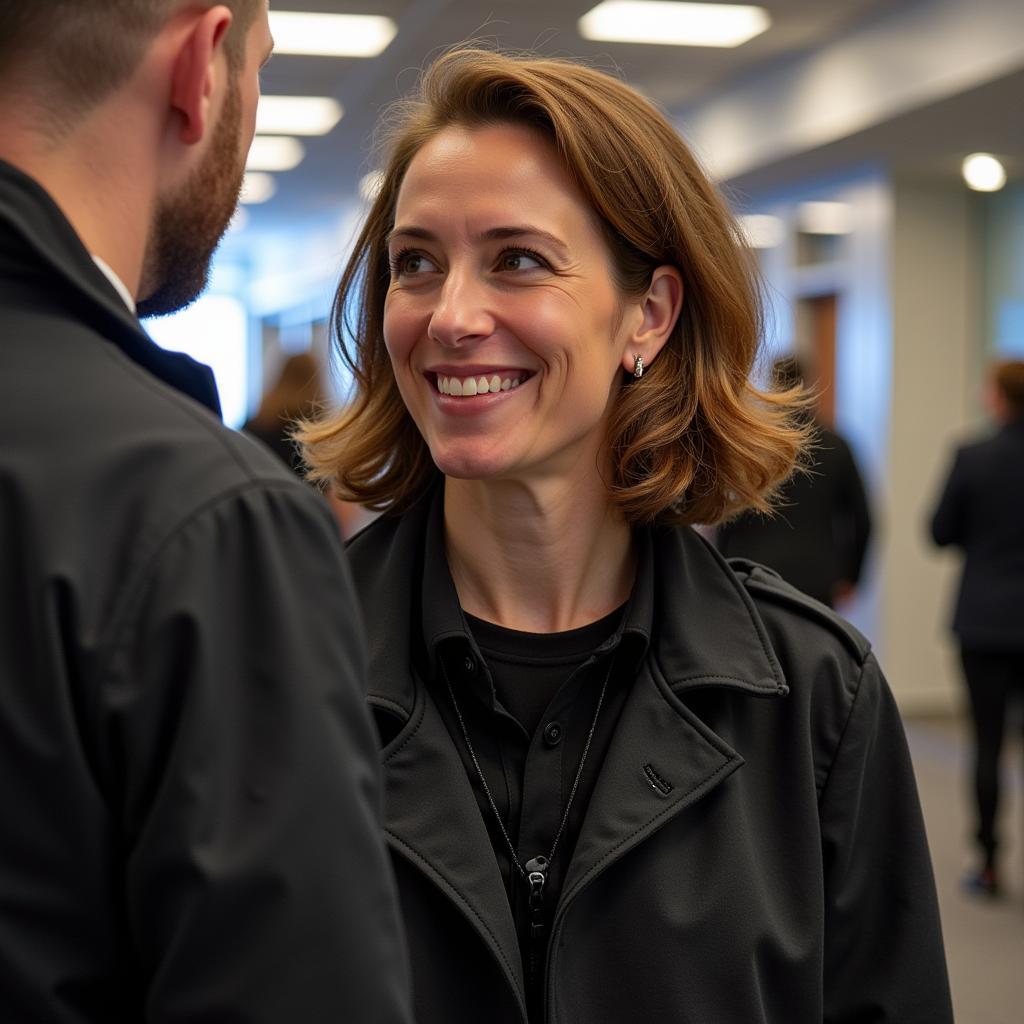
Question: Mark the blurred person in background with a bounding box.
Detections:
[716,355,873,609]
[0,2,411,1021]
[244,351,326,475]
[931,358,1024,898]
[244,351,371,536]
[301,48,951,1024]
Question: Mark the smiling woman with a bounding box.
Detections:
[298,47,951,1024]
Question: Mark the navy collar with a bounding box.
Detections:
[0,159,221,416]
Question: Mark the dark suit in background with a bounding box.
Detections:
[717,421,873,607]
[931,415,1024,878]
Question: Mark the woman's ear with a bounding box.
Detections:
[169,5,234,146]
[620,265,684,375]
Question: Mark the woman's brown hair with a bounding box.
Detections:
[300,48,807,524]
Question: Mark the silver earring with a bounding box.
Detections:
[633,355,644,379]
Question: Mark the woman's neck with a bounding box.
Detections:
[443,474,635,634]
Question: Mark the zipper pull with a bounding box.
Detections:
[525,854,549,926]
[524,855,549,995]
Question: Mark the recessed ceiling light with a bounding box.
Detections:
[268,11,397,57]
[240,172,277,205]
[245,137,305,172]
[739,214,784,248]
[962,153,1006,192]
[578,1,770,47]
[798,202,853,235]
[256,96,343,136]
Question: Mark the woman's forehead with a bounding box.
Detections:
[393,124,592,238]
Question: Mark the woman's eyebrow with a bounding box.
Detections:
[387,224,570,259]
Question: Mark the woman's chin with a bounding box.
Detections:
[428,443,519,482]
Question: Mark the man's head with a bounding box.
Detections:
[0,1,260,128]
[988,359,1024,423]
[0,1,270,316]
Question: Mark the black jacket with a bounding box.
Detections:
[348,492,952,1024]
[930,419,1024,650]
[716,423,872,606]
[0,161,410,1023]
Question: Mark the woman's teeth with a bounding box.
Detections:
[437,374,523,396]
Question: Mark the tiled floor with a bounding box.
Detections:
[905,716,1023,1024]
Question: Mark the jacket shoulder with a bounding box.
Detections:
[726,557,871,664]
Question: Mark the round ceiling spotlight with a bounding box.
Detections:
[962,153,1006,192]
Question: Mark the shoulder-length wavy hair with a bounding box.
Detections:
[300,47,807,524]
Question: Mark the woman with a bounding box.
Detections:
[302,49,951,1024]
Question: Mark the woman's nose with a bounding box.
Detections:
[427,268,494,348]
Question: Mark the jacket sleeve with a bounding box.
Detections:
[98,482,411,1023]
[819,653,952,1024]
[930,449,966,547]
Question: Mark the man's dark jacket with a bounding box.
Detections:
[0,161,411,1023]
[347,494,952,1024]
[716,423,873,606]
[930,418,1024,650]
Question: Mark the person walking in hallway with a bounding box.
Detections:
[716,355,873,609]
[931,359,1024,898]
[0,3,411,1021]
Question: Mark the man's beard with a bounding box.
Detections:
[137,80,244,318]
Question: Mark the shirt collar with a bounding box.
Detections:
[90,254,136,314]
[419,483,654,681]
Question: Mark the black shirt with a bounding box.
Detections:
[417,487,653,1017]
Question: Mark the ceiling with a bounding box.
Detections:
[245,0,905,233]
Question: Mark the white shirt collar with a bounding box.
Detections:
[90,254,137,314]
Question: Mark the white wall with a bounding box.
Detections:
[884,179,983,713]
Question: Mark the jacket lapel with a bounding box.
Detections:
[557,526,788,920]
[350,498,528,1017]
[379,680,526,1012]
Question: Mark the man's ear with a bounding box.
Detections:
[169,6,234,146]
[620,265,684,374]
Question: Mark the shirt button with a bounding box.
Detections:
[543,721,563,747]
[463,655,476,676]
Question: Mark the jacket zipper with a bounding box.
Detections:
[525,855,549,1006]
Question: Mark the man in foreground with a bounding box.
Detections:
[0,2,410,1020]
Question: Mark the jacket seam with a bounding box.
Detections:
[817,652,870,806]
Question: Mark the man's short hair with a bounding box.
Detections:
[0,1,258,128]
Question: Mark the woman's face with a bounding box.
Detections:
[383,123,644,485]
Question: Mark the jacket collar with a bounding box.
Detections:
[350,484,787,719]
[0,159,221,416]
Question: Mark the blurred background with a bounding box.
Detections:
[146,4,1023,1016]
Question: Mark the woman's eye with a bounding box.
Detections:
[498,250,544,272]
[391,251,438,276]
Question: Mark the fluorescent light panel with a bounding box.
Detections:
[579,1,770,47]
[962,153,1006,192]
[256,96,343,136]
[246,136,305,172]
[268,11,397,57]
